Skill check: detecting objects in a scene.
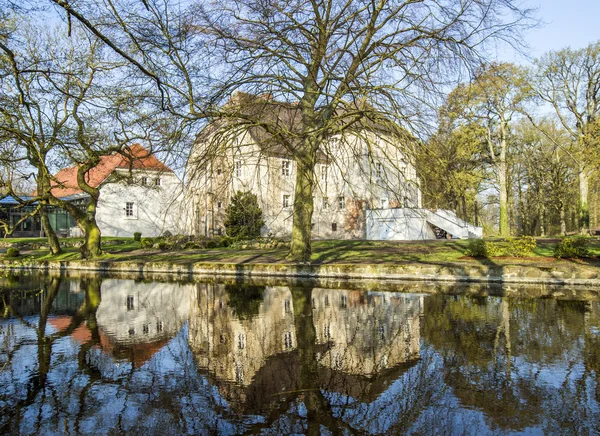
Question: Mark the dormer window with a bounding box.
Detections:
[281,160,291,177]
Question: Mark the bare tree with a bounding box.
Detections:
[46,0,537,262]
[0,19,175,257]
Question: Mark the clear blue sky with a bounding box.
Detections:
[500,0,600,62]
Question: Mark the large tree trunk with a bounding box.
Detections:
[37,171,62,255]
[578,166,590,235]
[40,204,62,255]
[80,207,102,259]
[539,203,546,237]
[289,147,317,263]
[498,158,510,237]
[498,124,510,238]
[48,193,103,259]
[560,203,567,235]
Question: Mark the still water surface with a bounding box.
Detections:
[1,274,599,435]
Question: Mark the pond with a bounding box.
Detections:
[1,273,599,434]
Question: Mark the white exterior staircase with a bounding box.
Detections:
[366,208,482,241]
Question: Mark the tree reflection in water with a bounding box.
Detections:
[1,276,600,434]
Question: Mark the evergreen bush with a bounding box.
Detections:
[224,191,265,240]
[133,232,142,242]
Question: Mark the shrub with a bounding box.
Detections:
[506,236,537,257]
[140,238,154,249]
[220,236,234,247]
[6,247,20,258]
[183,241,200,250]
[157,241,170,250]
[466,239,492,258]
[133,232,142,242]
[205,239,219,249]
[468,237,537,258]
[554,236,590,259]
[224,191,265,240]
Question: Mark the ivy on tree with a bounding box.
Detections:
[224,191,265,239]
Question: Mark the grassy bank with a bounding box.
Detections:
[2,237,600,267]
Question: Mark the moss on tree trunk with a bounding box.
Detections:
[289,148,317,263]
[579,167,590,235]
[40,204,62,255]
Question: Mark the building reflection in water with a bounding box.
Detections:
[188,284,423,413]
[49,279,193,368]
[4,276,600,434]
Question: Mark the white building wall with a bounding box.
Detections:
[96,279,193,344]
[96,169,187,237]
[188,129,422,239]
[366,208,436,240]
[366,208,483,240]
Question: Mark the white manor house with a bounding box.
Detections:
[186,93,481,241]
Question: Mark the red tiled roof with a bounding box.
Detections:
[49,143,172,197]
[50,315,170,368]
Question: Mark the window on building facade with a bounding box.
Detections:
[128,327,135,336]
[126,295,134,311]
[217,168,222,176]
[281,160,291,177]
[331,222,337,232]
[235,161,242,177]
[338,196,345,209]
[235,364,244,383]
[341,294,348,308]
[155,177,161,186]
[140,177,148,185]
[376,162,384,179]
[320,164,327,182]
[143,324,149,334]
[381,198,389,209]
[238,333,246,350]
[283,194,291,208]
[157,321,163,333]
[322,197,329,210]
[284,299,292,314]
[284,331,293,349]
[125,202,134,217]
[217,201,222,209]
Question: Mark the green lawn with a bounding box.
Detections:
[3,236,600,266]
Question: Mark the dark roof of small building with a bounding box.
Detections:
[0,195,37,206]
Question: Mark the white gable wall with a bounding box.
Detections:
[96,170,187,237]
